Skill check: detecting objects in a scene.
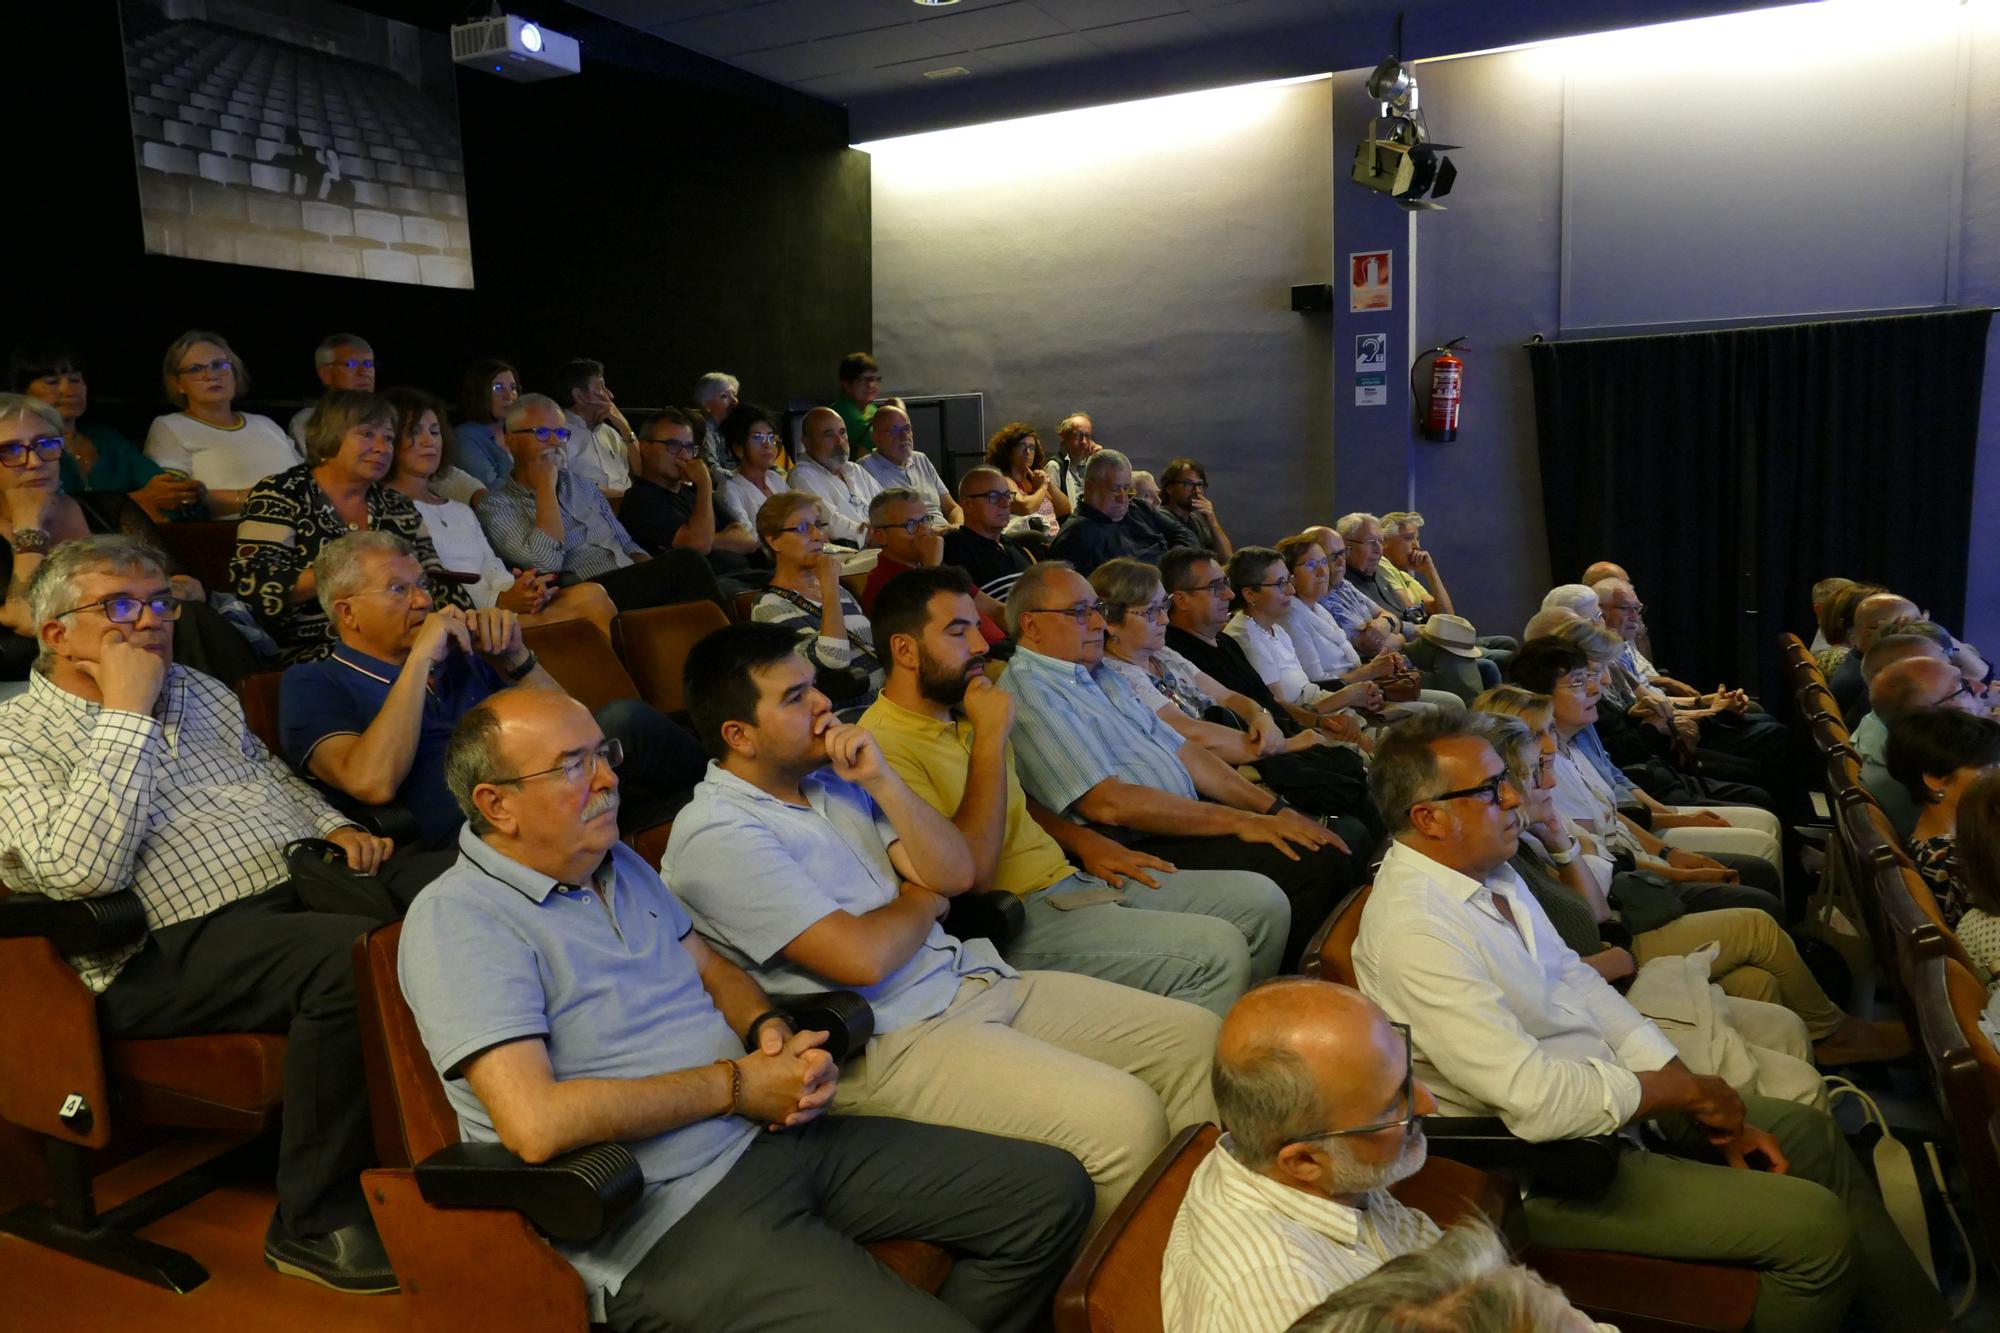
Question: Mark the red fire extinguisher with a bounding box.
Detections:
[1413,338,1467,442]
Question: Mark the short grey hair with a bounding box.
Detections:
[1379,511,1424,532]
[1059,412,1092,436]
[1004,560,1080,638]
[1333,512,1381,539]
[1213,1038,1326,1171]
[444,698,510,836]
[1540,583,1601,618]
[1090,557,1164,617]
[1367,710,1487,835]
[26,535,168,671]
[867,487,925,523]
[314,332,374,366]
[1521,607,1578,641]
[1083,449,1130,485]
[1548,617,1623,667]
[1593,576,1634,600]
[302,389,395,466]
[0,393,64,437]
[314,531,416,617]
[1286,1221,1575,1333]
[694,372,739,405]
[504,392,564,432]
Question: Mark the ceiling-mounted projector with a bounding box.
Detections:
[451,14,580,81]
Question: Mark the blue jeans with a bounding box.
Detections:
[1003,869,1290,1016]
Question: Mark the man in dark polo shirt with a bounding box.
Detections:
[1048,449,1197,576]
[942,466,1034,602]
[617,408,760,577]
[279,532,705,846]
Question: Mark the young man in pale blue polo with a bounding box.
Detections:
[399,687,1090,1332]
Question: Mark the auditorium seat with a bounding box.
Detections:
[612,601,729,716]
[157,519,239,593]
[1913,955,2000,1264]
[141,141,199,177]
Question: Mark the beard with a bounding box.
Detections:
[917,646,980,707]
[1321,1128,1427,1197]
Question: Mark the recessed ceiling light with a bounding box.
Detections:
[914,0,961,7]
[922,65,972,79]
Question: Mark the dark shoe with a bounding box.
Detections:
[263,1214,399,1294]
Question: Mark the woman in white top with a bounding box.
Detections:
[1222,546,1382,715]
[719,404,789,529]
[382,388,614,637]
[144,329,301,518]
[986,422,1067,540]
[748,493,879,696]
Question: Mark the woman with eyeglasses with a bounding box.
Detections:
[984,422,1068,540]
[1890,707,2000,931]
[451,359,521,492]
[1275,534,1427,698]
[0,394,259,685]
[232,389,470,664]
[1223,546,1389,727]
[382,388,615,638]
[9,340,204,524]
[142,330,301,519]
[719,403,791,532]
[750,492,879,699]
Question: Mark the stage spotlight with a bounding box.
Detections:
[1350,55,1461,209]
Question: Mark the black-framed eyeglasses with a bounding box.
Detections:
[1943,680,1978,706]
[1176,577,1230,597]
[1344,535,1384,549]
[1170,478,1207,491]
[646,436,698,456]
[0,436,65,467]
[490,738,623,787]
[508,425,573,444]
[177,357,234,377]
[1024,601,1107,626]
[57,594,184,625]
[963,488,1012,504]
[1280,1022,1421,1146]
[1412,772,1513,813]
[1241,578,1291,592]
[872,516,930,537]
[777,518,827,538]
[334,358,377,371]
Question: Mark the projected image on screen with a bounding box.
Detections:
[120,0,474,289]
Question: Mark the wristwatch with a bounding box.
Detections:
[10,528,52,555]
[501,650,540,682]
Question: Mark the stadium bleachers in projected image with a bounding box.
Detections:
[120,1,474,289]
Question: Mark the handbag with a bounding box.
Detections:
[1606,870,1690,933]
[1378,669,1423,703]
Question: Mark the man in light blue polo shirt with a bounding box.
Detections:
[998,561,1362,967]
[664,621,1221,1228]
[399,687,1091,1331]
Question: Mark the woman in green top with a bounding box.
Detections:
[8,340,203,522]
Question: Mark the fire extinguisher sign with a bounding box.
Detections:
[1349,250,1392,312]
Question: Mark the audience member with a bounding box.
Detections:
[1303,524,1405,656]
[233,390,470,664]
[1047,411,1099,505]
[1833,591,1923,722]
[859,489,1004,642]
[402,686,1092,1329]
[860,402,962,526]
[941,466,1036,603]
[553,358,637,498]
[287,333,377,452]
[619,408,759,571]
[0,534,396,1292]
[831,351,882,454]
[1888,707,2000,929]
[1814,580,1882,677]
[0,395,257,685]
[693,371,742,469]
[281,531,705,846]
[1131,470,1161,507]
[787,406,880,547]
[1049,449,1192,574]
[1158,458,1230,556]
[1353,713,1945,1333]
[1273,535,1453,719]
[750,493,879,695]
[1339,512,1513,672]
[1376,512,1454,620]
[861,565,1288,1013]
[1859,651,1981,836]
[1161,979,1444,1333]
[1000,562,1358,965]
[450,358,520,491]
[663,620,1221,1227]
[144,329,300,518]
[475,394,725,615]
[1283,1222,1595,1333]
[986,421,1068,539]
[1223,545,1387,725]
[1953,768,2000,986]
[717,401,790,529]
[10,340,199,522]
[1808,576,1854,655]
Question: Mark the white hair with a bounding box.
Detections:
[1541,584,1602,619]
[694,372,740,404]
[0,392,64,437]
[1083,449,1130,485]
[314,531,417,618]
[1334,512,1381,539]
[314,332,373,365]
[504,392,564,431]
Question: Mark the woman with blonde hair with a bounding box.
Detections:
[144,329,300,518]
[749,492,878,698]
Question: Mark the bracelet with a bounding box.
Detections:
[714,1058,740,1117]
[502,650,539,683]
[10,528,52,555]
[1546,839,1580,865]
[1265,795,1291,817]
[742,1009,789,1051]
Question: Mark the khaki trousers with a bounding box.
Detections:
[1631,908,1846,1039]
[834,971,1219,1228]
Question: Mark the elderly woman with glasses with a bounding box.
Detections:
[718,402,790,531]
[749,492,879,697]
[231,389,469,664]
[1223,546,1387,723]
[0,394,259,685]
[143,329,301,519]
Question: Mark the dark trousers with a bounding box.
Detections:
[603,1116,1093,1333]
[95,883,378,1237]
[1677,870,1785,920]
[592,549,727,615]
[595,699,707,835]
[1127,823,1365,968]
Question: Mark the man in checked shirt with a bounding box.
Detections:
[0,535,399,1294]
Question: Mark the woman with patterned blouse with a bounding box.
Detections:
[230,389,469,664]
[1888,706,2000,928]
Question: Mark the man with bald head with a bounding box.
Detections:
[786,406,880,546]
[941,465,1035,603]
[1161,979,1444,1332]
[1047,411,1099,505]
[1832,592,1922,722]
[1859,651,1985,836]
[400,688,1093,1331]
[1581,560,1627,587]
[860,401,961,528]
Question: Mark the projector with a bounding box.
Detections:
[451,15,580,81]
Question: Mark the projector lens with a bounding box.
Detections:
[520,22,544,52]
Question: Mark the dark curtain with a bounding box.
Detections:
[1529,310,1991,706]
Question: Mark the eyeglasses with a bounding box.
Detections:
[1176,577,1231,597]
[1554,670,1592,693]
[177,358,233,377]
[507,425,573,445]
[333,358,377,371]
[0,436,64,467]
[1170,478,1207,491]
[777,518,827,538]
[1942,680,1978,706]
[646,436,698,456]
[347,579,428,604]
[1024,601,1107,626]
[748,432,781,447]
[490,382,519,396]
[1126,599,1171,622]
[872,516,930,537]
[963,489,1012,504]
[1604,602,1644,613]
[876,425,913,440]
[1280,1023,1421,1145]
[57,594,183,625]
[1412,772,1514,813]
[491,738,623,787]
[1344,536,1384,550]
[1241,578,1292,592]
